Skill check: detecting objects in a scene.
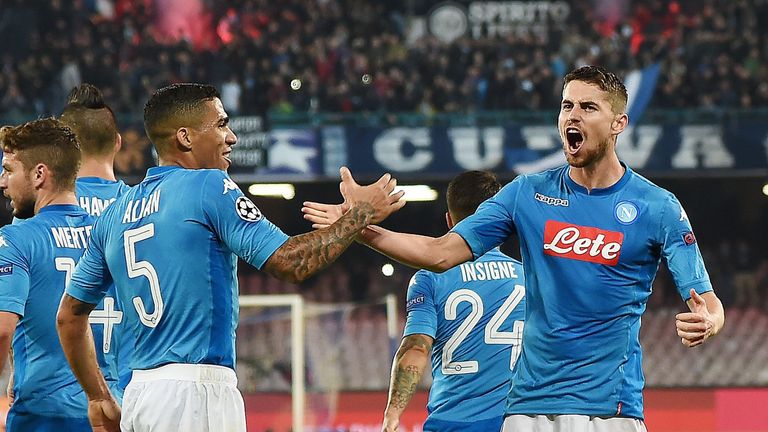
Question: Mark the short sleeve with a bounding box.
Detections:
[451,177,521,259]
[200,171,289,269]
[0,228,30,316]
[403,270,438,338]
[67,217,113,305]
[659,195,713,301]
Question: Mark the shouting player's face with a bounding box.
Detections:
[0,151,37,219]
[558,80,627,168]
[189,98,237,171]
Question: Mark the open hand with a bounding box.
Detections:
[338,167,405,225]
[302,201,344,229]
[676,289,715,348]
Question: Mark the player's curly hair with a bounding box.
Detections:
[447,170,501,223]
[564,65,628,114]
[0,118,81,191]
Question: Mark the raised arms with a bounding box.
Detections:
[262,168,405,283]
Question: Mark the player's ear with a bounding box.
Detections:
[445,211,454,229]
[612,112,628,136]
[175,127,192,152]
[31,163,47,188]
[114,132,122,153]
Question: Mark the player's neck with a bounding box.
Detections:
[568,153,625,192]
[34,190,78,214]
[78,158,117,181]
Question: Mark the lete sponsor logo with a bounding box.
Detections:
[543,220,624,266]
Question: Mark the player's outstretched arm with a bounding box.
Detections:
[382,334,433,432]
[302,203,474,273]
[263,168,405,283]
[676,289,725,348]
[57,294,121,432]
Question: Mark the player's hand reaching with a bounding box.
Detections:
[302,201,345,229]
[88,397,121,432]
[676,289,715,348]
[338,167,405,225]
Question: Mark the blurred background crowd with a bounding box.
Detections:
[1,0,768,119]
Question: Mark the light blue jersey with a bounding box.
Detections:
[76,177,133,392]
[0,204,118,421]
[404,248,525,432]
[452,163,713,419]
[67,166,289,372]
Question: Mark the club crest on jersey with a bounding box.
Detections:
[614,201,638,225]
[0,264,12,276]
[543,220,624,266]
[535,193,569,207]
[235,196,262,222]
[223,178,239,195]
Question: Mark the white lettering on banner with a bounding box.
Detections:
[616,125,663,168]
[373,128,432,171]
[671,125,734,168]
[521,125,559,150]
[449,127,504,169]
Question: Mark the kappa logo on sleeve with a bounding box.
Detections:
[0,234,7,248]
[0,264,13,276]
[223,178,240,195]
[235,196,262,222]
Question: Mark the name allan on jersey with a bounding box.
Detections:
[122,190,161,224]
[459,260,520,282]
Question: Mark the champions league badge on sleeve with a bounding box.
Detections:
[235,196,262,222]
[614,201,639,225]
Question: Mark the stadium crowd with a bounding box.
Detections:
[1,0,768,119]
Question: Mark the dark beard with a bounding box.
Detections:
[564,138,611,168]
[11,197,35,219]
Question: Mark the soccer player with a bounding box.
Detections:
[56,83,405,432]
[60,83,134,395]
[304,66,725,431]
[0,119,119,430]
[392,171,527,432]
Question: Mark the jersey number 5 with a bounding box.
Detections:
[442,285,525,375]
[124,224,164,327]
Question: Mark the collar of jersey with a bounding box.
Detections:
[146,165,183,178]
[38,204,83,214]
[77,176,120,185]
[564,162,632,196]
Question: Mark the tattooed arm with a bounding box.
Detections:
[263,168,405,283]
[57,294,121,431]
[382,334,433,432]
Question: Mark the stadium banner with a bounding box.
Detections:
[241,388,768,432]
[315,122,768,179]
[112,116,768,182]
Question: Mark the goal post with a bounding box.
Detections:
[239,294,305,432]
[237,293,399,431]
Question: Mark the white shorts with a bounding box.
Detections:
[502,414,647,432]
[120,363,246,432]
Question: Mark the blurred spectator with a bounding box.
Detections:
[1,0,768,118]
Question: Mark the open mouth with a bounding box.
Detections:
[565,127,584,154]
[223,153,232,165]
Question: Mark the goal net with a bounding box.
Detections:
[236,294,400,431]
